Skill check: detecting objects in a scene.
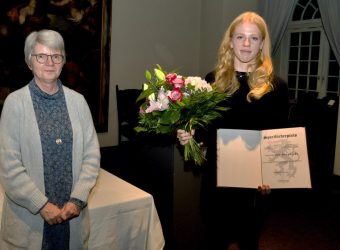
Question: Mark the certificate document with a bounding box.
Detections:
[216,127,311,189]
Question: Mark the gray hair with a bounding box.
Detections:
[24,29,66,66]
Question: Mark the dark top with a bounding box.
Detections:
[30,80,73,250]
[211,71,289,130]
[197,71,289,249]
[202,71,289,163]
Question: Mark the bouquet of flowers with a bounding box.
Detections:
[135,65,229,166]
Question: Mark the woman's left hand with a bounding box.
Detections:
[258,184,271,195]
[60,202,81,221]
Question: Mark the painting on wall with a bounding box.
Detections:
[0,0,112,132]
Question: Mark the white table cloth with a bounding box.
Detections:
[0,169,165,250]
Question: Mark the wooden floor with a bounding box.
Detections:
[259,186,340,250]
[100,144,340,250]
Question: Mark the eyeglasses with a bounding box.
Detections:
[31,53,64,64]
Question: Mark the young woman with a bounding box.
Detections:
[177,12,289,250]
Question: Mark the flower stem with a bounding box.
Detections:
[183,138,206,166]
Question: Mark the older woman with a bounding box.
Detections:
[0,29,100,249]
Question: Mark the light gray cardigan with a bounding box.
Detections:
[0,84,101,249]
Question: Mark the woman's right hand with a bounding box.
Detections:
[177,129,195,145]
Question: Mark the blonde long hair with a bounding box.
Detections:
[214,12,273,102]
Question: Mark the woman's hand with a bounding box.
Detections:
[258,184,271,195]
[60,202,81,221]
[40,202,62,225]
[177,129,195,145]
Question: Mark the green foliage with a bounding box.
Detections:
[136,87,229,135]
[134,66,230,165]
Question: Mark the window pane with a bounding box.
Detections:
[288,76,297,88]
[312,31,320,45]
[304,5,316,20]
[310,62,318,75]
[309,76,317,90]
[292,0,321,21]
[299,0,310,6]
[290,33,299,46]
[314,11,321,19]
[292,5,303,21]
[301,32,310,45]
[328,61,340,76]
[300,47,310,60]
[289,47,299,60]
[298,76,307,89]
[288,61,298,74]
[311,46,319,60]
[327,77,339,91]
[299,62,308,74]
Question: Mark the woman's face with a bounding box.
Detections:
[28,42,64,86]
[231,21,264,71]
